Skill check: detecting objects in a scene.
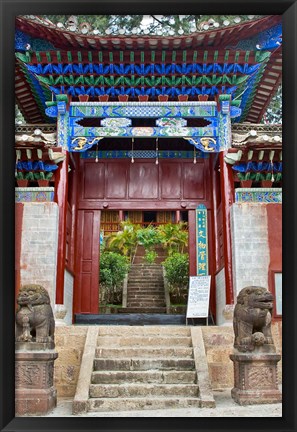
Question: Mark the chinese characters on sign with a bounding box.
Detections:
[186,275,211,318]
[196,204,208,276]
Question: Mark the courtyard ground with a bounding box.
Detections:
[45,388,282,417]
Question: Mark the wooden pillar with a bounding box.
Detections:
[55,150,69,305]
[188,210,197,276]
[219,151,235,304]
[176,210,181,223]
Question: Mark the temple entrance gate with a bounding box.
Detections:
[54,100,236,316]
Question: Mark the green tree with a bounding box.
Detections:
[99,251,129,304]
[104,220,140,262]
[163,252,189,304]
[157,222,188,255]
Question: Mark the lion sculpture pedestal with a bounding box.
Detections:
[15,285,58,416]
[230,286,282,405]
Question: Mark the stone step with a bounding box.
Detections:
[128,280,164,290]
[131,264,162,268]
[97,336,192,347]
[128,282,164,292]
[127,284,164,287]
[127,302,166,307]
[127,297,165,303]
[97,325,191,337]
[89,383,199,398]
[128,293,164,301]
[128,285,165,294]
[88,397,201,411]
[128,276,163,280]
[95,347,193,358]
[117,307,167,314]
[93,358,195,371]
[91,370,197,384]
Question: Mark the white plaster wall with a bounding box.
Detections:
[230,203,269,298]
[215,267,226,326]
[64,269,74,325]
[20,202,59,308]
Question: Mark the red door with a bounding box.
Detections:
[73,210,101,314]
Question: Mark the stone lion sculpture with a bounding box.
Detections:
[233,286,275,352]
[15,284,55,344]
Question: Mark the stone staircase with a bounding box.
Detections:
[120,263,167,314]
[73,325,215,413]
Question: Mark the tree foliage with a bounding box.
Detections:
[42,14,262,36]
[99,251,129,305]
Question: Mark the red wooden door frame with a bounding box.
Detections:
[73,210,101,314]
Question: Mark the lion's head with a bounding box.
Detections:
[237,286,274,310]
[17,284,50,306]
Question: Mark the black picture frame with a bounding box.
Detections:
[0,1,296,431]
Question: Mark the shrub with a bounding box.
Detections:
[157,222,188,255]
[104,220,140,262]
[163,253,189,304]
[99,251,129,305]
[144,250,158,264]
[136,226,161,251]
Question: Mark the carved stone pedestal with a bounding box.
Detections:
[15,342,58,416]
[230,352,282,405]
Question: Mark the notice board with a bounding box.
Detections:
[186,275,211,318]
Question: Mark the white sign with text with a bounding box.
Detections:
[186,276,211,318]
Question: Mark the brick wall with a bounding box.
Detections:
[20,202,59,307]
[230,203,270,298]
[54,326,88,397]
[215,268,226,326]
[202,322,282,389]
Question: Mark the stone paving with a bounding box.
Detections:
[45,389,282,417]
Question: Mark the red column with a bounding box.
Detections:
[55,151,69,304]
[219,151,235,304]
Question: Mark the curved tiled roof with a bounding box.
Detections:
[15,15,282,124]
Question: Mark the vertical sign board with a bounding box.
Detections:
[186,276,211,319]
[196,204,208,276]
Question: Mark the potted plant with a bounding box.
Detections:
[118,94,129,102]
[34,171,54,187]
[198,94,209,101]
[158,94,169,102]
[237,172,253,188]
[138,94,149,102]
[178,94,188,102]
[16,171,28,187]
[98,94,109,102]
[261,173,273,188]
[78,94,89,102]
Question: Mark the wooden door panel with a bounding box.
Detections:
[183,162,205,199]
[84,162,105,199]
[128,163,158,199]
[106,162,127,198]
[160,162,181,199]
[74,210,100,314]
